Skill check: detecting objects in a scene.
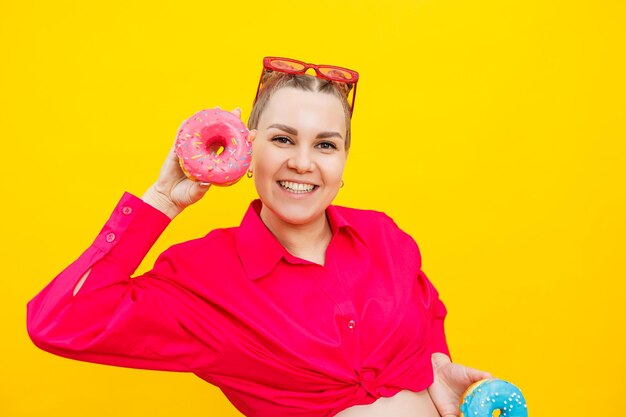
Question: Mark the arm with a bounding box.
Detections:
[423,277,493,417]
[420,269,452,360]
[381,213,453,360]
[26,192,211,371]
[70,186,193,297]
[420,271,493,417]
[25,133,217,370]
[26,107,247,370]
[27,161,233,370]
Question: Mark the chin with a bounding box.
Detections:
[259,197,324,227]
[275,205,323,226]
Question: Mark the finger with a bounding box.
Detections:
[164,142,178,163]
[169,139,183,161]
[187,181,211,203]
[232,107,242,119]
[466,367,493,382]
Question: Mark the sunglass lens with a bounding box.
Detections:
[319,67,355,81]
[269,59,305,72]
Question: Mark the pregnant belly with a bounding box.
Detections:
[334,389,440,417]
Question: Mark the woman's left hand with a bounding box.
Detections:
[427,353,493,417]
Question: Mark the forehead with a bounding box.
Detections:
[258,87,346,133]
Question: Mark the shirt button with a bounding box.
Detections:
[105,233,116,243]
[347,319,356,330]
[121,206,132,215]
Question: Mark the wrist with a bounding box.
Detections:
[141,185,182,220]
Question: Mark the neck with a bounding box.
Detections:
[259,205,333,264]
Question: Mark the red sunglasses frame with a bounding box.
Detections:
[252,56,359,115]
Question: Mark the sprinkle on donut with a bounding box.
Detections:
[175,108,252,186]
[459,379,527,417]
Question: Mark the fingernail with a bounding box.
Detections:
[199,182,211,186]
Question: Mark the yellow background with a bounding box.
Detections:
[1,0,624,415]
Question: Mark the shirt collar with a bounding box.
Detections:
[235,199,367,281]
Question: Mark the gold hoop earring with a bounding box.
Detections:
[340,180,344,188]
[247,169,253,178]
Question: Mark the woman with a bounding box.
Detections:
[27,57,492,417]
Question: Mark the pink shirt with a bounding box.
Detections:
[27,192,450,417]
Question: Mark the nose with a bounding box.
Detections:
[286,147,314,174]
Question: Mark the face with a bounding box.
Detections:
[251,87,348,229]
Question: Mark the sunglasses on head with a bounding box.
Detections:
[253,56,360,115]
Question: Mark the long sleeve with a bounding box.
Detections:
[26,192,210,372]
[381,212,452,361]
[420,270,451,361]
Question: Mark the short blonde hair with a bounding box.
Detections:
[247,72,353,151]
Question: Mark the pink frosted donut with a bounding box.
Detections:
[175,107,252,186]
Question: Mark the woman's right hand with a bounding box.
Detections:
[142,107,243,219]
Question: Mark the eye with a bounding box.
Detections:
[271,135,293,144]
[316,141,337,150]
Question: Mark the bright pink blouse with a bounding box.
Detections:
[27,192,450,417]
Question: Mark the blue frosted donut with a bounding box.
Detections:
[460,379,527,417]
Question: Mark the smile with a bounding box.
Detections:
[278,181,317,194]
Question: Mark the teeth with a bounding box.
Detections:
[279,181,315,193]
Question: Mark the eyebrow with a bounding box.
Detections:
[267,123,344,141]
